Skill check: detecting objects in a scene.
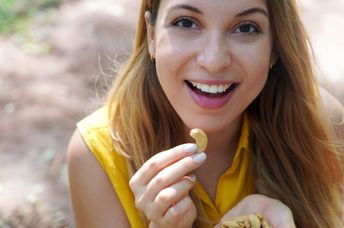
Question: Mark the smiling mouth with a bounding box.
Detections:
[185,80,238,97]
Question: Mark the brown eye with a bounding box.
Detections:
[172,17,199,30]
[234,22,260,34]
[178,19,193,28]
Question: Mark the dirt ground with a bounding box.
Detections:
[0,0,343,227]
[0,0,139,226]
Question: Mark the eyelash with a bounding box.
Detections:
[171,17,261,35]
[171,16,200,30]
[234,22,261,34]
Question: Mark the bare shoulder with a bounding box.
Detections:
[319,87,344,138]
[67,130,130,228]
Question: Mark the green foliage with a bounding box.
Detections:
[0,0,63,34]
[0,0,15,33]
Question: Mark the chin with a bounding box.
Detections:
[181,112,243,135]
[183,120,228,134]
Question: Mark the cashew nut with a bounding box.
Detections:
[248,214,261,228]
[222,220,241,228]
[190,128,208,152]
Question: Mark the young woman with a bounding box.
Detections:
[67,0,344,227]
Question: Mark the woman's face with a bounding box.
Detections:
[146,0,273,133]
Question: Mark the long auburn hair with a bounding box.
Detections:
[107,0,343,227]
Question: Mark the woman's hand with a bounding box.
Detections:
[129,143,207,228]
[215,194,296,228]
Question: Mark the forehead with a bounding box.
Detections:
[157,0,268,15]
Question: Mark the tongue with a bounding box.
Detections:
[188,84,235,109]
[186,81,239,109]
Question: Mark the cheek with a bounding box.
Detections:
[236,40,271,78]
[243,59,269,98]
[155,30,197,64]
[233,41,271,99]
[154,35,199,124]
[155,38,175,81]
[155,34,193,89]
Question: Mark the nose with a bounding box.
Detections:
[196,33,231,74]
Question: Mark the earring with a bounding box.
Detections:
[269,62,273,70]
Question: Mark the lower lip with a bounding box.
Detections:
[186,83,236,109]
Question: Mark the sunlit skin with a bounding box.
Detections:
[146,0,274,196]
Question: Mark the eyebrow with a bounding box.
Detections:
[236,7,269,18]
[167,4,204,14]
[167,4,269,19]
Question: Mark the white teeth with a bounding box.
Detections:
[201,84,210,92]
[209,85,217,93]
[188,80,232,94]
[218,85,224,93]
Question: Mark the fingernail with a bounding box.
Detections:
[187,174,196,182]
[193,152,206,163]
[184,143,197,153]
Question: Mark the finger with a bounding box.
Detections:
[266,208,296,228]
[146,175,196,220]
[129,143,197,189]
[274,220,296,228]
[162,195,195,225]
[144,152,206,200]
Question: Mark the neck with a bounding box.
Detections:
[206,120,242,158]
[208,118,241,167]
[185,115,244,201]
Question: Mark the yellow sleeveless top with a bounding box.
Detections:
[77,107,255,228]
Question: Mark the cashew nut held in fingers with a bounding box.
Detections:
[190,128,208,152]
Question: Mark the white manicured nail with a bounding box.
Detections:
[184,143,197,153]
[188,174,196,182]
[184,174,196,183]
[193,152,206,163]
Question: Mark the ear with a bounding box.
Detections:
[145,11,156,59]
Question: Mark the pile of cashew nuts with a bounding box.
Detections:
[221,213,270,228]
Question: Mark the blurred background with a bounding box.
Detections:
[0,0,343,227]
